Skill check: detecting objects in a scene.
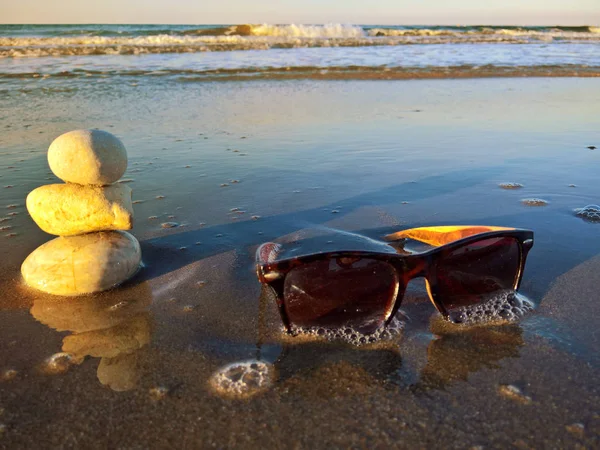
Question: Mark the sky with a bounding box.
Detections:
[2,0,599,25]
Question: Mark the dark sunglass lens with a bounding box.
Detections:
[283,257,398,333]
[434,237,521,310]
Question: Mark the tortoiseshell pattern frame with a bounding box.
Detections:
[256,227,534,333]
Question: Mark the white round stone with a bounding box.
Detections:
[48,129,128,185]
[21,231,141,296]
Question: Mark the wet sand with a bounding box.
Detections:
[1,78,600,448]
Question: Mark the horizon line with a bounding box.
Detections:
[1,22,598,26]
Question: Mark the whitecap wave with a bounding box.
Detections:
[1,24,599,58]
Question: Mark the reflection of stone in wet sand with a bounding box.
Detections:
[62,313,151,362]
[31,294,151,333]
[30,294,152,392]
[97,352,141,392]
[418,323,523,389]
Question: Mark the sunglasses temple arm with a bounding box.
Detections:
[383,225,515,247]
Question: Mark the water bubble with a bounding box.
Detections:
[220,183,229,187]
[251,215,261,220]
[0,218,11,223]
[196,280,207,287]
[289,316,405,346]
[132,200,144,204]
[521,198,548,206]
[167,215,176,219]
[107,301,129,311]
[230,207,240,212]
[0,226,12,231]
[447,290,534,325]
[155,195,165,200]
[6,212,18,216]
[195,242,202,245]
[5,205,17,209]
[499,182,524,189]
[160,222,179,229]
[148,216,158,220]
[42,352,73,375]
[182,305,195,312]
[178,247,187,251]
[574,205,600,223]
[565,423,585,438]
[149,386,169,400]
[5,233,17,238]
[331,210,340,214]
[209,360,274,399]
[1,369,17,381]
[498,384,532,404]
[118,179,135,184]
[230,180,240,184]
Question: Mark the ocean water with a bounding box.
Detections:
[0,24,599,83]
[2,23,600,449]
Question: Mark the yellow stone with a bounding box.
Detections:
[26,183,134,236]
[21,231,141,296]
[48,129,127,186]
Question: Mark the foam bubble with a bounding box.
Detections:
[447,290,534,325]
[160,222,179,228]
[498,384,532,404]
[521,198,548,206]
[499,182,523,189]
[574,204,600,222]
[41,352,74,375]
[565,423,585,437]
[149,386,169,400]
[1,369,17,381]
[209,360,274,398]
[288,316,405,346]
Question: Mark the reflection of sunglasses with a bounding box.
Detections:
[256,226,534,334]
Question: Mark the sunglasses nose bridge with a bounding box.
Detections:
[396,256,428,282]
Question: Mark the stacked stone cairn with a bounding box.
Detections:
[21,130,142,296]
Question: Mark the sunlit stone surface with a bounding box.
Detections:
[26,183,134,236]
[21,231,141,296]
[48,129,127,186]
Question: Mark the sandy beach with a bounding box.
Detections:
[0,75,599,447]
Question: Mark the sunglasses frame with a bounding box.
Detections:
[256,228,534,332]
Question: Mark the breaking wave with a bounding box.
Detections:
[1,23,599,58]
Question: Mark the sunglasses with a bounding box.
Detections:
[255,225,534,335]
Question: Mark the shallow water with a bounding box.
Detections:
[1,78,600,447]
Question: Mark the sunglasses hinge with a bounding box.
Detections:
[261,269,283,282]
[522,239,534,249]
